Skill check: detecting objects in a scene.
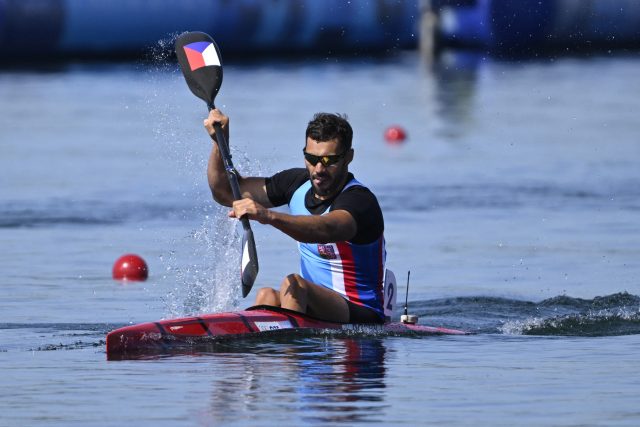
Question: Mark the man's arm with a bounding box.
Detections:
[204,109,273,208]
[268,209,357,243]
[230,198,357,243]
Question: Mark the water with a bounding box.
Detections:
[1,49,640,425]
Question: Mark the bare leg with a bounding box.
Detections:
[255,287,280,306]
[279,274,349,323]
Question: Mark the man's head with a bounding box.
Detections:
[303,113,354,200]
[305,113,353,152]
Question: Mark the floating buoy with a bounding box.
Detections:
[112,254,148,281]
[384,125,407,144]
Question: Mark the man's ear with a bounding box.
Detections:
[346,148,354,165]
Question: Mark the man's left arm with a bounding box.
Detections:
[229,199,356,243]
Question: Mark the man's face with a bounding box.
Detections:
[303,137,353,199]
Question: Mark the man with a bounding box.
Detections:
[204,109,385,323]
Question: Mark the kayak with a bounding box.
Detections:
[106,305,468,359]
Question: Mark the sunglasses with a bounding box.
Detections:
[303,149,348,167]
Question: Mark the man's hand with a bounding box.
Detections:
[204,109,229,142]
[229,198,272,224]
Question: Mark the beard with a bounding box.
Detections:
[310,167,348,199]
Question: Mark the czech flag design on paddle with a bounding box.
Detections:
[183,41,220,71]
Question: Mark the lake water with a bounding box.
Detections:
[1,48,640,426]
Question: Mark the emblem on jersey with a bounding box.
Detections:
[318,244,337,259]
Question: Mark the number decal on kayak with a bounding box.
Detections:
[254,320,293,332]
[383,269,397,318]
[386,282,394,311]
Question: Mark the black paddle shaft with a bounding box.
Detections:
[211,121,251,231]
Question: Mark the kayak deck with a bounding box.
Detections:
[106,305,468,359]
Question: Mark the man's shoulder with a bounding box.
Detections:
[271,167,307,180]
[333,177,382,218]
[269,168,308,188]
[333,178,384,244]
[339,177,379,204]
[266,168,309,206]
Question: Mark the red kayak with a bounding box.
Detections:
[106,305,468,359]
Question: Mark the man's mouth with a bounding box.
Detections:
[312,174,329,185]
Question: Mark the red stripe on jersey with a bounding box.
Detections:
[336,241,360,302]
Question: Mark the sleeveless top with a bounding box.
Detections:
[289,178,386,317]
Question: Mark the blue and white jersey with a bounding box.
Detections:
[289,178,386,317]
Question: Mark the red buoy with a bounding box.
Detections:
[384,126,407,144]
[112,254,148,281]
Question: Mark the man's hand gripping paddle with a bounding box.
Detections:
[175,32,258,298]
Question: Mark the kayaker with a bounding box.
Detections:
[204,109,385,323]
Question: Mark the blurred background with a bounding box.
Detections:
[2,0,640,60]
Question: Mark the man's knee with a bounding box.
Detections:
[280,274,306,296]
[255,287,279,305]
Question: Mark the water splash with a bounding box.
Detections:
[403,292,640,337]
[500,292,640,336]
[139,35,242,317]
[154,148,266,317]
[160,209,243,318]
[502,306,640,336]
[158,148,268,317]
[140,33,204,181]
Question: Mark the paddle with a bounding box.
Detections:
[175,31,259,298]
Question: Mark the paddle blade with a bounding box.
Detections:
[241,228,259,298]
[175,32,223,108]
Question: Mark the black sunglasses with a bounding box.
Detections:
[303,149,348,167]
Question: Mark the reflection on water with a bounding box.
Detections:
[432,51,483,138]
[203,338,387,424]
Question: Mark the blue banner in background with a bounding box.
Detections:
[0,0,419,59]
[433,0,640,56]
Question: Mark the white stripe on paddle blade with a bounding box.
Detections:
[242,241,250,272]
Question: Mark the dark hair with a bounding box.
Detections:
[305,113,353,151]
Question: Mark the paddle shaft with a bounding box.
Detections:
[211,115,251,231]
[212,116,258,297]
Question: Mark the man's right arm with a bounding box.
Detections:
[204,109,273,208]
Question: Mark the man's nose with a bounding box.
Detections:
[314,162,327,173]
